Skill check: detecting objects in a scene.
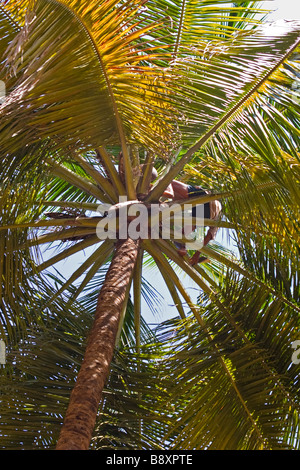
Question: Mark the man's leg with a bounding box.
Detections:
[172,183,205,256]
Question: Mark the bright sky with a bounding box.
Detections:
[262,0,300,20]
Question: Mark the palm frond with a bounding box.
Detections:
[147,20,300,201]
[0,0,177,164]
[138,0,266,58]
[153,270,300,449]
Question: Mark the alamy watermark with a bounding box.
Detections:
[95,196,205,250]
[0,80,5,105]
[291,341,300,365]
[0,340,6,365]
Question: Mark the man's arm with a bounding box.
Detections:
[163,183,175,198]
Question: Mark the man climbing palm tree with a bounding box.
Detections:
[164,180,222,263]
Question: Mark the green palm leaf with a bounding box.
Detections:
[153,271,300,449]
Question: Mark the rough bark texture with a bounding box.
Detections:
[56,238,140,450]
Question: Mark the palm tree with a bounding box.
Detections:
[1,0,300,450]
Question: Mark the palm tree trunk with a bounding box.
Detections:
[56,237,140,450]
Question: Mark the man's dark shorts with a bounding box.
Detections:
[187,185,210,219]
